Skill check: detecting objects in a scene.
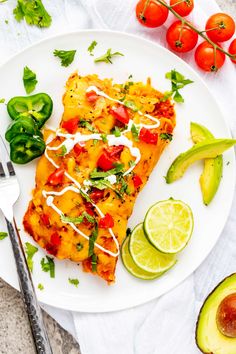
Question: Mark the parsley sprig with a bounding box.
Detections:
[23,66,37,94]
[164,70,193,103]
[41,256,55,278]
[88,41,97,56]
[25,242,38,272]
[94,48,124,64]
[13,0,51,28]
[53,49,76,67]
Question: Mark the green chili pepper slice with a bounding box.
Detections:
[7,93,53,129]
[5,116,42,142]
[10,134,46,164]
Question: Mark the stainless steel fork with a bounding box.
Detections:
[0,136,52,354]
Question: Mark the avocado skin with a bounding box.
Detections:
[196,273,236,354]
[190,122,223,206]
[165,138,236,184]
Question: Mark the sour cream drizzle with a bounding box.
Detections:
[42,86,161,257]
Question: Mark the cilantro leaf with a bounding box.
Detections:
[112,126,121,137]
[0,98,5,103]
[13,0,51,28]
[88,40,97,56]
[131,124,140,142]
[88,224,98,257]
[160,133,173,141]
[94,48,124,64]
[41,256,55,278]
[38,283,44,291]
[68,278,79,287]
[165,69,193,103]
[90,164,124,179]
[80,189,92,203]
[101,134,108,143]
[53,49,76,67]
[124,100,139,112]
[25,242,38,272]
[61,212,95,225]
[0,232,8,240]
[23,66,37,94]
[56,145,67,157]
[79,119,98,132]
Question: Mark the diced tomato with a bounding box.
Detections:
[40,213,50,227]
[99,213,114,229]
[110,105,130,125]
[45,243,57,256]
[139,128,158,145]
[50,232,61,246]
[62,117,79,134]
[105,145,124,158]
[86,90,99,103]
[133,175,143,188]
[47,167,65,186]
[90,188,104,203]
[97,152,115,171]
[73,143,85,155]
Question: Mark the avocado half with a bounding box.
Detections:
[196,273,236,354]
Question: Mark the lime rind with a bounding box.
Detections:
[144,200,194,254]
[121,237,163,280]
[129,224,176,274]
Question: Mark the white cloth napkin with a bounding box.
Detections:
[0,1,236,353]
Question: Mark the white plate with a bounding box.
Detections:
[0,30,234,313]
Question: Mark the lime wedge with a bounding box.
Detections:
[144,199,194,254]
[129,224,176,273]
[121,237,163,280]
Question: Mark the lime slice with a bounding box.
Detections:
[121,237,163,280]
[129,224,176,273]
[144,199,194,254]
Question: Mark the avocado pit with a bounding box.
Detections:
[216,293,236,338]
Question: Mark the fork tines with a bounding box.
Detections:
[0,162,5,177]
[0,136,16,177]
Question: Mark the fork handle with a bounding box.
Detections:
[6,219,53,354]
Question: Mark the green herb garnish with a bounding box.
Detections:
[91,254,97,272]
[56,145,67,156]
[80,189,92,203]
[90,164,124,179]
[165,69,193,103]
[112,126,121,137]
[23,66,37,94]
[68,278,79,287]
[79,119,97,133]
[25,242,38,272]
[94,48,124,64]
[124,100,139,112]
[0,98,5,103]
[131,124,140,142]
[101,134,108,143]
[13,0,52,28]
[38,283,44,291]
[41,256,55,278]
[53,49,76,67]
[0,232,8,240]
[160,133,173,141]
[88,40,97,56]
[61,212,95,225]
[88,224,98,257]
[76,242,83,251]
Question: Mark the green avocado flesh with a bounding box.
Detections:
[165,138,236,184]
[196,273,236,354]
[190,122,223,205]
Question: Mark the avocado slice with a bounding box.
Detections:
[165,138,236,184]
[190,122,223,205]
[196,273,236,354]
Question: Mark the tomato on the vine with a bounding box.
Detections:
[195,41,225,72]
[166,20,198,53]
[136,0,169,28]
[229,38,236,63]
[170,0,194,17]
[205,13,235,42]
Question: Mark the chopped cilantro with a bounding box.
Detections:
[76,242,83,251]
[41,256,55,278]
[0,232,8,240]
[94,48,124,64]
[88,40,97,56]
[124,100,139,112]
[56,145,67,156]
[128,74,133,79]
[160,133,173,141]
[53,49,76,67]
[0,98,5,103]
[88,224,98,257]
[101,134,108,143]
[165,69,193,103]
[5,20,9,24]
[38,283,44,291]
[79,119,97,133]
[61,212,95,225]
[131,124,140,142]
[90,164,124,179]
[80,189,92,203]
[25,242,38,272]
[23,66,37,94]
[68,278,79,287]
[91,254,97,272]
[13,0,51,28]
[112,126,121,137]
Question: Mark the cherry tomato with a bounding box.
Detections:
[110,105,130,125]
[170,0,194,17]
[90,188,104,203]
[133,175,143,188]
[47,167,65,186]
[73,143,85,155]
[136,0,168,28]
[205,13,235,42]
[62,117,79,134]
[40,213,50,227]
[139,127,158,144]
[166,21,198,53]
[99,213,114,229]
[229,38,236,63]
[195,41,225,72]
[50,232,61,246]
[97,152,116,171]
[86,90,99,103]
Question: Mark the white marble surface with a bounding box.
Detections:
[0,1,235,353]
